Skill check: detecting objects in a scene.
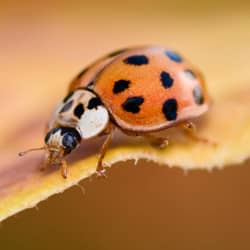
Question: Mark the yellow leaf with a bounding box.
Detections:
[0,79,250,222]
[1,0,250,224]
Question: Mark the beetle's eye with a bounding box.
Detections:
[62,133,77,149]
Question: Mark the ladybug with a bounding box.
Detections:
[19,45,209,178]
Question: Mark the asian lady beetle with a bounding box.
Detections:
[19,45,210,178]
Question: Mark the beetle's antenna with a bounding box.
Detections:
[18,147,46,157]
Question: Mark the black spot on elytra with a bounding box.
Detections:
[108,48,127,57]
[162,98,178,121]
[113,79,131,94]
[122,96,144,113]
[77,67,89,78]
[87,97,102,109]
[165,50,182,63]
[123,55,149,65]
[74,103,85,119]
[160,71,174,88]
[63,92,74,103]
[59,100,73,113]
[193,85,204,105]
[184,69,196,80]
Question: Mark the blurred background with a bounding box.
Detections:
[1,1,250,249]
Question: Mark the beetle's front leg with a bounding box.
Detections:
[95,123,114,177]
[61,159,68,179]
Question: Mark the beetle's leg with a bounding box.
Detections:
[146,134,169,149]
[180,121,196,132]
[61,159,68,179]
[96,124,114,177]
[180,121,217,145]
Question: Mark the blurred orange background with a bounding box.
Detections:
[1,1,250,249]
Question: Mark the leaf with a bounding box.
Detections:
[1,0,250,223]
[0,79,250,222]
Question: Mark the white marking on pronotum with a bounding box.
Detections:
[78,105,109,139]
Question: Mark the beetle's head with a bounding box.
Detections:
[44,127,81,165]
[19,127,81,167]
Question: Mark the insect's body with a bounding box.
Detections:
[20,46,210,178]
[69,46,208,132]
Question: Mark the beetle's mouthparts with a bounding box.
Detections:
[46,148,64,167]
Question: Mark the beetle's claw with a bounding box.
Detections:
[95,168,107,178]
